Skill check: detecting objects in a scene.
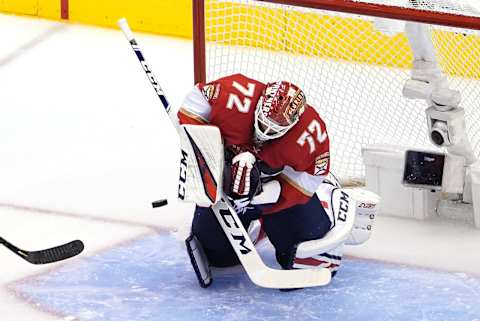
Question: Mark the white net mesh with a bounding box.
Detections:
[202,0,480,183]
[356,0,480,17]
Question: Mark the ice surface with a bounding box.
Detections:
[13,233,480,321]
[1,12,480,321]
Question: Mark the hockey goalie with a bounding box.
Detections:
[178,73,380,289]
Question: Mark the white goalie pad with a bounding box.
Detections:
[177,124,224,207]
[345,189,380,246]
[296,188,380,258]
[296,188,356,258]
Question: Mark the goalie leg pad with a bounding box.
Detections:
[261,194,332,269]
[293,244,344,277]
[296,188,356,258]
[185,234,212,288]
[291,188,355,279]
[279,243,343,292]
[345,189,380,246]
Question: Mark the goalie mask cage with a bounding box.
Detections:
[193,0,480,183]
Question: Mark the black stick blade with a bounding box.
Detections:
[22,240,85,265]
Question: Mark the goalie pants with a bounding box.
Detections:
[191,194,331,268]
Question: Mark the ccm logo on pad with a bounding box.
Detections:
[338,191,350,222]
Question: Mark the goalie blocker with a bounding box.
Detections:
[177,124,224,207]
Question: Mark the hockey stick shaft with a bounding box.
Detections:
[117,18,331,288]
[0,237,84,264]
[117,18,177,127]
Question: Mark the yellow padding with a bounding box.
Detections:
[433,31,480,79]
[1,0,38,15]
[3,0,479,79]
[205,3,411,67]
[69,0,192,38]
[1,0,60,19]
[0,0,191,38]
[205,1,480,79]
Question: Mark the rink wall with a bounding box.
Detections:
[0,0,192,38]
[0,0,60,19]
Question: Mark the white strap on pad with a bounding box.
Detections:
[178,124,224,206]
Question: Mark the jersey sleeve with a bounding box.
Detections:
[177,85,213,125]
[178,76,229,125]
[181,74,264,147]
[261,107,331,214]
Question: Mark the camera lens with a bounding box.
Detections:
[430,120,450,147]
[431,130,445,146]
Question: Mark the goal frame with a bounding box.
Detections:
[191,0,480,227]
[192,0,480,84]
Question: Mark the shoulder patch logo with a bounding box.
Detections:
[202,84,215,100]
[314,152,329,176]
[202,84,221,102]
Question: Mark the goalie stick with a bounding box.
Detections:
[117,18,331,289]
[0,237,84,264]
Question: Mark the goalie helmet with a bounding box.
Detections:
[254,81,306,142]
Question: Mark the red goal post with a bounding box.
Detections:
[192,0,480,183]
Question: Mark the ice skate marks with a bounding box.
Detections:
[13,233,480,321]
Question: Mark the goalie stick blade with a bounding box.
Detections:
[248,266,331,289]
[0,238,84,265]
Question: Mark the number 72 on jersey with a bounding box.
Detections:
[225,81,327,154]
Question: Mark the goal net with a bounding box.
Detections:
[193,0,480,183]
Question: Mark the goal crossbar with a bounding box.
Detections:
[256,0,480,30]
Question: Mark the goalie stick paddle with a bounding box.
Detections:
[0,237,84,265]
[117,18,331,289]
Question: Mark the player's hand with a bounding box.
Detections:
[231,151,256,196]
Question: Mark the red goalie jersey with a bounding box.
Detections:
[178,73,330,214]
